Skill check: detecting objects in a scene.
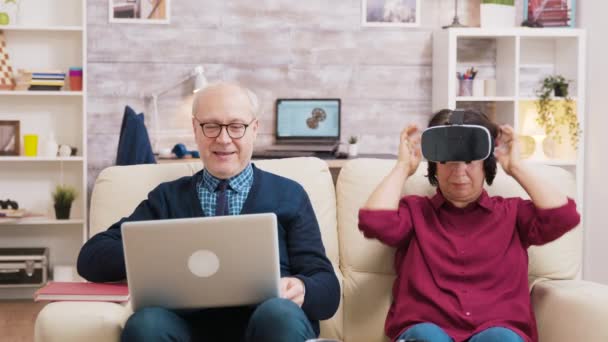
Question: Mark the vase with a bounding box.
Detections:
[348,144,358,157]
[0,2,19,26]
[480,4,515,28]
[554,84,568,97]
[54,203,71,220]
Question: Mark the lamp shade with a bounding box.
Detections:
[522,110,546,137]
[193,66,207,93]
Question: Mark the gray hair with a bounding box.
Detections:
[192,81,259,118]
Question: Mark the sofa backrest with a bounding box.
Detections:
[89,157,343,340]
[336,159,582,342]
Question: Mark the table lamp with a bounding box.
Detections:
[149,65,207,152]
[521,110,547,161]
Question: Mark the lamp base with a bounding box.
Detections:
[443,16,467,29]
[531,135,547,161]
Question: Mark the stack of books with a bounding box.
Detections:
[15,69,66,91]
[34,281,130,302]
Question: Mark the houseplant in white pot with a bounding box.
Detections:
[480,0,515,28]
[348,136,359,157]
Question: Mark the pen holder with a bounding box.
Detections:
[458,79,473,97]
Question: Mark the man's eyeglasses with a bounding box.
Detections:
[193,117,256,139]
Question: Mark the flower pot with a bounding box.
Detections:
[348,144,358,157]
[54,203,72,220]
[480,4,515,28]
[554,84,568,97]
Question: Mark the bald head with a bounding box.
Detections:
[192,81,259,119]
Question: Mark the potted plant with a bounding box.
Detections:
[0,0,20,25]
[348,136,359,157]
[480,0,515,28]
[52,185,77,220]
[535,75,581,149]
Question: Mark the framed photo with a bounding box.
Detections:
[362,0,420,27]
[0,120,20,156]
[523,0,576,27]
[109,0,171,24]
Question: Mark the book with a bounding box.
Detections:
[34,281,130,302]
[28,85,62,91]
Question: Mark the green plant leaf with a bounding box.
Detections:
[52,185,78,207]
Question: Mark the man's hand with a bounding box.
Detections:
[398,124,422,177]
[494,124,521,176]
[280,277,305,307]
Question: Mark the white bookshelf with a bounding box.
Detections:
[433,28,585,207]
[0,0,86,299]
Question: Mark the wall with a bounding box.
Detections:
[87,0,519,189]
[579,1,608,284]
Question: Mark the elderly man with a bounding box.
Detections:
[77,82,340,342]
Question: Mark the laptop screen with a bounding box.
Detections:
[275,99,341,142]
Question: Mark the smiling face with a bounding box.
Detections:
[192,83,258,179]
[436,160,485,208]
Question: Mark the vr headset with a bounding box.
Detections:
[421,110,493,163]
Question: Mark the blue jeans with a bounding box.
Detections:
[121,297,316,342]
[398,322,524,342]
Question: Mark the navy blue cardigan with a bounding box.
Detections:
[77,164,340,333]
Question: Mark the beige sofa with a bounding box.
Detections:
[35,158,608,342]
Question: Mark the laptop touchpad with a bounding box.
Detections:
[188,250,220,277]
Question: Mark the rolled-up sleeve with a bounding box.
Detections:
[516,197,580,248]
[358,199,414,247]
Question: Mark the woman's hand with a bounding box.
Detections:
[494,124,521,176]
[397,124,422,177]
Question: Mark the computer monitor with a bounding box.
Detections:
[275,99,341,144]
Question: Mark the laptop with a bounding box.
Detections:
[261,98,341,153]
[121,213,280,311]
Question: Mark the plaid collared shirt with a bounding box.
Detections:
[196,163,253,216]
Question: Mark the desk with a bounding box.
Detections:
[157,154,397,184]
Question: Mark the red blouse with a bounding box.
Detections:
[358,190,580,342]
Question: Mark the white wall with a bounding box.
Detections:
[580,2,608,284]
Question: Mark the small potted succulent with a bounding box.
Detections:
[348,136,359,158]
[52,185,77,220]
[535,75,581,149]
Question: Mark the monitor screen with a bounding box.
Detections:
[275,99,340,140]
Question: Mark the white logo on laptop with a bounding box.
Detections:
[187,250,220,277]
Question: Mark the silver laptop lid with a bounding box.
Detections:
[122,213,280,311]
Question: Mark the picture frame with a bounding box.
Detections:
[0,120,20,156]
[523,0,576,27]
[362,0,420,27]
[109,0,170,24]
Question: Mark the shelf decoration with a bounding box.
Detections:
[0,120,19,155]
[535,75,581,149]
[0,30,15,90]
[52,185,77,220]
[480,0,516,28]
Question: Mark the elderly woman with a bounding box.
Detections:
[358,109,580,342]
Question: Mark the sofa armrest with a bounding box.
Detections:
[35,301,132,342]
[532,279,608,342]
